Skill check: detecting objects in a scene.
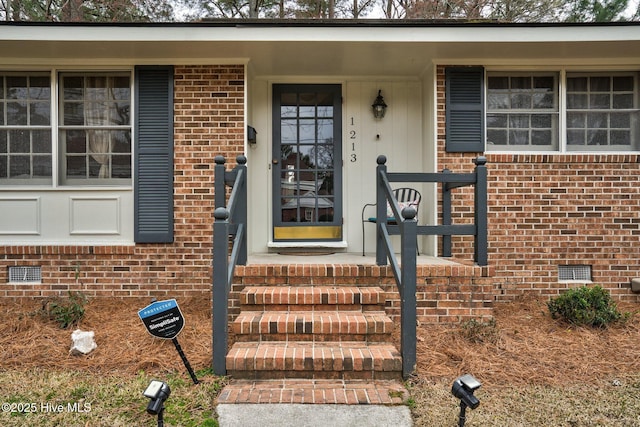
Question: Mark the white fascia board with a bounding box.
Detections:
[2,23,640,44]
[0,56,251,67]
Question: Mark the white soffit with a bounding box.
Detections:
[1,22,640,76]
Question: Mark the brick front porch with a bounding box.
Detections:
[231,253,495,325]
[216,253,494,406]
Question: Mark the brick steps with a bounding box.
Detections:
[222,284,406,402]
[232,311,393,342]
[226,341,402,380]
[216,379,409,405]
[240,285,386,309]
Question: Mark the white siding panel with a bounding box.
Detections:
[344,80,423,255]
[0,197,41,235]
[70,197,120,235]
[0,191,133,244]
[247,79,271,253]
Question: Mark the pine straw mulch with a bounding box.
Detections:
[0,294,638,388]
[0,297,214,375]
[416,294,640,387]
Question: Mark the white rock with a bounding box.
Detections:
[70,329,97,356]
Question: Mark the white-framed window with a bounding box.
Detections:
[486,70,640,153]
[0,70,132,186]
[566,73,637,152]
[487,73,559,151]
[59,73,131,184]
[0,73,52,185]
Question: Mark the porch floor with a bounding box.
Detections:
[247,252,461,266]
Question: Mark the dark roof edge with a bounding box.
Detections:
[0,18,639,28]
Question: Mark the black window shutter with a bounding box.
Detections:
[445,67,485,153]
[134,66,174,243]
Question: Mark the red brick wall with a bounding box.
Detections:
[3,63,639,311]
[436,65,640,302]
[0,65,245,298]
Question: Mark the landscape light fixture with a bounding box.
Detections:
[451,374,481,427]
[372,90,387,119]
[143,380,171,427]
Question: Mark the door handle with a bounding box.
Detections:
[272,159,279,164]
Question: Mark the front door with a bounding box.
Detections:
[272,84,342,242]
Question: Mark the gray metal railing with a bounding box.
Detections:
[373,155,488,379]
[212,154,247,376]
[210,153,487,378]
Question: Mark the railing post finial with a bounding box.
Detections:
[474,156,487,166]
[236,155,247,165]
[214,207,229,221]
[215,155,226,165]
[376,155,387,165]
[401,206,417,220]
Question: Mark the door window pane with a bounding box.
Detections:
[317,119,333,144]
[299,119,316,144]
[281,120,297,144]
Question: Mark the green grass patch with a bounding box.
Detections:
[0,369,227,427]
[410,376,640,426]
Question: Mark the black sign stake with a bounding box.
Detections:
[139,299,199,385]
[172,338,199,385]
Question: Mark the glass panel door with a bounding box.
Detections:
[272,84,342,241]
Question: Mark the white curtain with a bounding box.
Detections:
[84,76,111,178]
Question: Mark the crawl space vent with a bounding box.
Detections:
[8,266,42,283]
[558,265,592,282]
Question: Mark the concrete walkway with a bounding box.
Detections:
[216,403,413,427]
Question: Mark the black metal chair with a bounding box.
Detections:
[361,187,421,256]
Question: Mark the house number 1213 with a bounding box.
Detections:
[349,117,357,162]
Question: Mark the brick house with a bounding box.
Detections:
[1,20,640,321]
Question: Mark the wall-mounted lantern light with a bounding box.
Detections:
[372,90,387,120]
